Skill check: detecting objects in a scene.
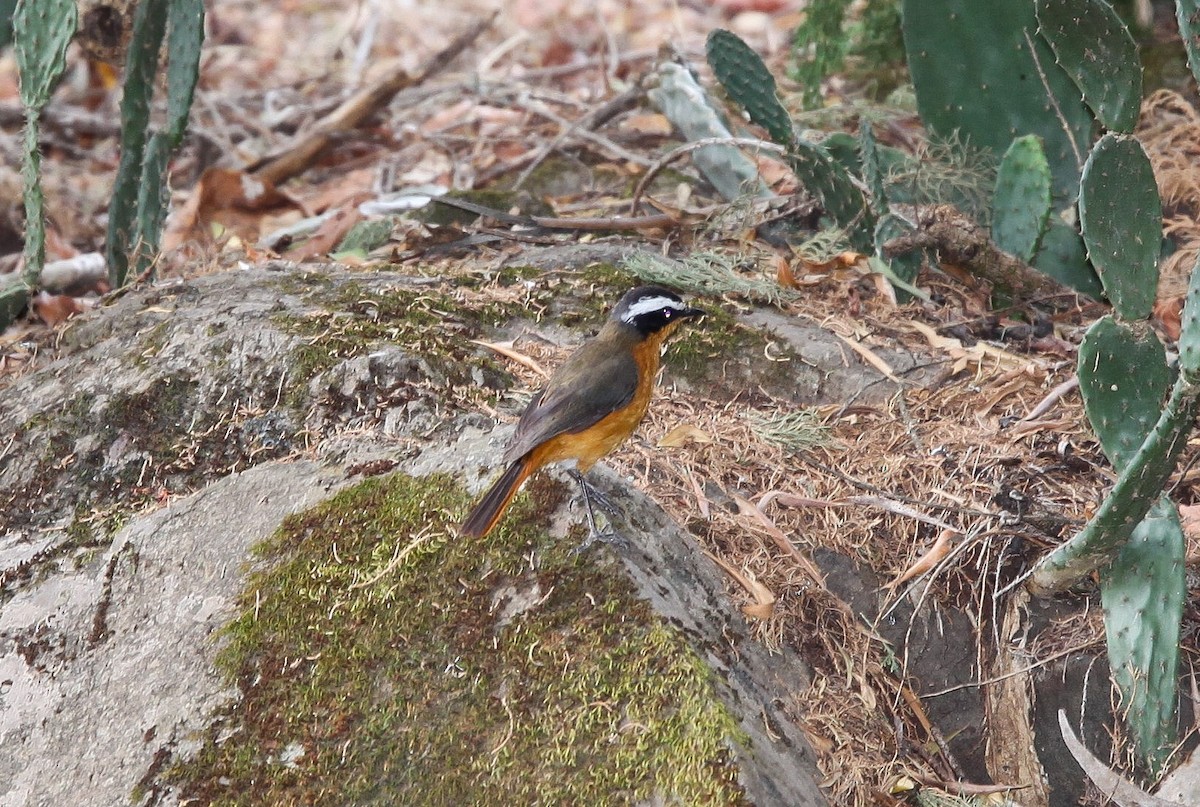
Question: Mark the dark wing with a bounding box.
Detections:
[502,336,639,463]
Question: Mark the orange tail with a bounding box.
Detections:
[460,457,534,538]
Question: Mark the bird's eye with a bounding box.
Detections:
[663,309,672,318]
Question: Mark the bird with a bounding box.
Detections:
[460,284,706,540]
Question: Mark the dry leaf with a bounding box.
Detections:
[1180,503,1200,541]
[618,112,673,137]
[906,320,1029,373]
[885,529,957,590]
[163,168,300,252]
[833,330,901,383]
[32,292,88,327]
[704,550,776,620]
[301,166,379,214]
[1154,296,1184,341]
[285,193,371,260]
[775,253,798,288]
[658,423,712,448]
[755,155,797,193]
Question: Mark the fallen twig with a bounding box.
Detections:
[630,136,786,215]
[251,11,498,185]
[513,86,646,188]
[883,204,1088,304]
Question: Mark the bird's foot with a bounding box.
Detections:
[569,528,631,556]
[565,469,630,554]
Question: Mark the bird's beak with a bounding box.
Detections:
[682,306,706,319]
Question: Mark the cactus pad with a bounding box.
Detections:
[13,0,76,109]
[992,135,1052,262]
[1100,498,1185,775]
[1032,375,1197,590]
[1178,253,1200,378]
[106,0,169,287]
[1077,316,1171,468]
[788,142,873,248]
[1033,221,1103,298]
[859,120,888,218]
[1177,0,1200,91]
[1078,133,1161,321]
[166,0,205,146]
[706,29,795,148]
[1035,0,1141,133]
[12,0,76,303]
[875,214,921,293]
[901,0,1093,201]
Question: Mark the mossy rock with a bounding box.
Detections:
[168,471,750,805]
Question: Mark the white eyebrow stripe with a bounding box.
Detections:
[620,295,684,323]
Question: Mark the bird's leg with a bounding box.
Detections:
[573,471,621,516]
[566,469,629,553]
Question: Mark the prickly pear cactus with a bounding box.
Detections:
[107,0,205,285]
[1032,258,1200,587]
[706,29,795,147]
[11,0,76,322]
[705,29,872,248]
[1035,0,1141,133]
[166,0,205,146]
[130,0,204,277]
[901,0,1092,201]
[860,121,920,293]
[1182,252,1200,378]
[1033,221,1104,298]
[1078,318,1171,466]
[858,121,888,218]
[14,0,74,111]
[1078,134,1160,321]
[107,0,168,287]
[1031,251,1200,592]
[992,135,1052,263]
[788,142,873,248]
[1033,375,1198,589]
[1177,0,1200,88]
[1075,315,1182,773]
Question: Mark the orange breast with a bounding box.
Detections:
[525,332,666,472]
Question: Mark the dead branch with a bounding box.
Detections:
[250,11,498,185]
[883,204,1089,304]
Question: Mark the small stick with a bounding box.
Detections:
[630,136,785,214]
[513,87,643,190]
[252,11,497,185]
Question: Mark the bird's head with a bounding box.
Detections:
[611,285,706,337]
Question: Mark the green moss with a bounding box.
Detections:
[274,280,521,401]
[560,264,637,327]
[663,303,757,380]
[166,472,746,806]
[491,264,543,287]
